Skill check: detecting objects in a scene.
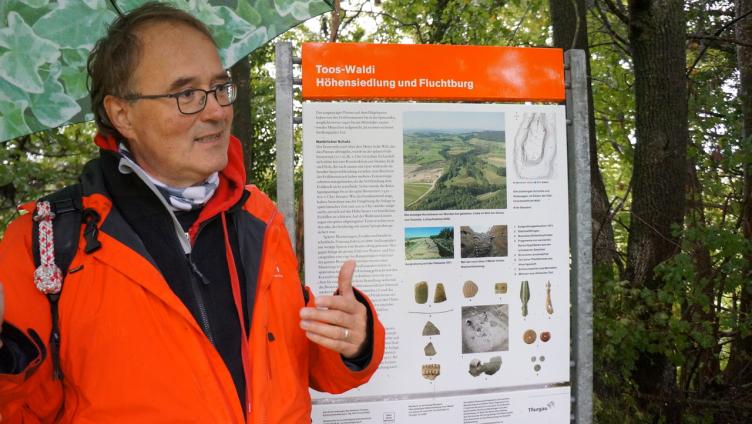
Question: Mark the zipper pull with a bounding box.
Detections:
[186,254,211,285]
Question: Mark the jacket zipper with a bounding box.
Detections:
[186,253,215,345]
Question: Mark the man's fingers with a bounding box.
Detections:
[312,295,360,314]
[301,305,351,328]
[303,329,351,355]
[336,260,356,298]
[299,318,364,358]
[300,318,349,341]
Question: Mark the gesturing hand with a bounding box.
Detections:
[299,260,368,359]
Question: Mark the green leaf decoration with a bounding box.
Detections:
[0,0,332,141]
[0,12,59,93]
[0,100,31,142]
[59,66,89,100]
[32,0,117,49]
[117,0,146,11]
[30,74,81,127]
[236,0,262,27]
[20,0,50,8]
[211,5,253,48]
[221,27,267,68]
[274,0,315,20]
[0,78,32,105]
[182,0,225,26]
[61,48,89,68]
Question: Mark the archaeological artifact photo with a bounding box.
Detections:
[461,304,509,354]
[460,225,508,258]
[512,112,557,179]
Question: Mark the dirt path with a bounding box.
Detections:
[406,178,438,209]
[405,237,440,259]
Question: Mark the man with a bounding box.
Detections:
[0,3,384,422]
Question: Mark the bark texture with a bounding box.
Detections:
[724,0,752,387]
[626,1,688,421]
[549,0,619,274]
[231,55,253,182]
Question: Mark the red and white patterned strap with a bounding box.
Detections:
[33,201,62,294]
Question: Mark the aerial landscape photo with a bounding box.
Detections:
[403,111,506,211]
[404,226,454,260]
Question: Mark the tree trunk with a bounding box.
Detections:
[724,0,752,387]
[626,1,688,421]
[549,0,619,275]
[684,161,720,394]
[231,55,253,182]
[329,0,341,42]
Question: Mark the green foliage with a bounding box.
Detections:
[378,0,550,46]
[0,122,97,235]
[244,43,279,196]
[0,0,331,141]
[1,1,751,421]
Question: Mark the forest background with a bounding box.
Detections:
[1,0,751,422]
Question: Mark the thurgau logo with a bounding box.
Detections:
[528,401,555,413]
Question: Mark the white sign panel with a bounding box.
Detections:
[303,102,570,423]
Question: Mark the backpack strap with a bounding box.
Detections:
[31,184,85,381]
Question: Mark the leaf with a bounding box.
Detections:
[236,0,262,26]
[273,0,315,21]
[220,27,267,68]
[0,99,31,141]
[19,0,49,8]
[32,0,116,49]
[211,5,254,50]
[0,12,59,93]
[59,66,89,100]
[0,77,32,105]
[29,75,81,128]
[307,0,331,17]
[183,0,224,26]
[61,48,89,68]
[1,0,54,27]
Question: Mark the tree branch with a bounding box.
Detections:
[687,8,752,77]
[591,2,632,56]
[369,10,426,43]
[688,33,752,48]
[340,1,369,32]
[507,2,532,45]
[600,0,629,26]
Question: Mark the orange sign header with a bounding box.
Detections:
[302,43,565,102]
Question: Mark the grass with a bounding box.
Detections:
[477,190,500,201]
[483,168,505,185]
[403,130,507,210]
[404,182,432,205]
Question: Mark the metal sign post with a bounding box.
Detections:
[565,49,594,424]
[275,41,297,248]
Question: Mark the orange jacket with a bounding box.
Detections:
[0,136,385,423]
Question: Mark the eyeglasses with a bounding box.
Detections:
[123,82,237,115]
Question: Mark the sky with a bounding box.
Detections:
[403,111,505,132]
[405,226,452,239]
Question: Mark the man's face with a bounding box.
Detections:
[119,22,232,187]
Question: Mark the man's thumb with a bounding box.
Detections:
[337,260,356,297]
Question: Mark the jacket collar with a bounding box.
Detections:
[93,132,248,240]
